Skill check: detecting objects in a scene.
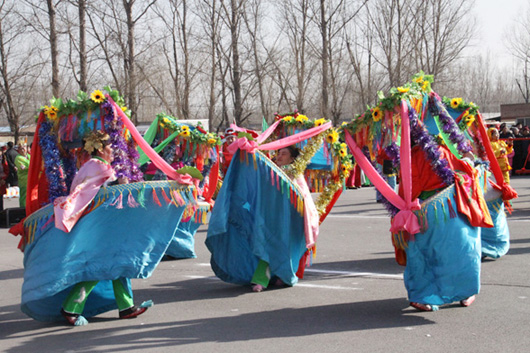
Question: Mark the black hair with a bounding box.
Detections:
[283,145,300,159]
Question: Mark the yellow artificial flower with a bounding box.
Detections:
[397,86,410,93]
[283,115,294,122]
[372,107,382,122]
[341,121,348,127]
[422,81,429,91]
[339,148,347,157]
[47,110,57,120]
[121,106,128,112]
[465,114,476,126]
[179,130,190,137]
[50,106,58,112]
[90,90,105,104]
[181,125,190,131]
[450,98,462,109]
[341,163,352,172]
[413,75,423,83]
[295,114,308,123]
[208,138,217,144]
[326,130,339,144]
[315,118,327,127]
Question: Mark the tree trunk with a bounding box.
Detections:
[78,0,87,91]
[208,0,218,129]
[123,0,137,124]
[320,0,330,119]
[0,17,19,143]
[230,0,242,125]
[47,0,60,97]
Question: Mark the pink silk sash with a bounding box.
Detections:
[107,96,195,185]
[344,101,421,235]
[54,158,116,233]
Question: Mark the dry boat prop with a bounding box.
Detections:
[10,88,201,321]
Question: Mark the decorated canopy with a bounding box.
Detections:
[340,72,517,236]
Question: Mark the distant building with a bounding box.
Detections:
[0,125,36,144]
[500,103,530,126]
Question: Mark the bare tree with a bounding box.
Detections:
[220,0,247,125]
[0,1,43,142]
[506,2,530,103]
[78,0,87,91]
[281,0,312,113]
[412,0,476,81]
[368,0,416,88]
[198,0,221,129]
[46,0,60,96]
[152,0,195,119]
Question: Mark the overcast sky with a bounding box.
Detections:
[473,0,528,68]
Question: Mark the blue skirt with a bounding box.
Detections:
[20,181,194,321]
[206,151,307,286]
[481,197,510,258]
[404,185,481,305]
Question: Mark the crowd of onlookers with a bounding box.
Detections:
[0,142,30,211]
[498,122,530,172]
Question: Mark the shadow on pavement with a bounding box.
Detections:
[0,268,24,281]
[3,299,434,352]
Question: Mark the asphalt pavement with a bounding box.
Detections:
[1,177,529,353]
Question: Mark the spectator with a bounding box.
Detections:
[0,149,8,211]
[5,141,19,187]
[14,144,30,208]
[512,127,525,171]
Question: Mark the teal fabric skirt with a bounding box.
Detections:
[404,185,481,305]
[20,181,193,321]
[206,151,307,286]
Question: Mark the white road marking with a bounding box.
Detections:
[184,275,363,290]
[305,268,403,279]
[295,283,363,290]
[196,263,403,280]
[326,214,389,219]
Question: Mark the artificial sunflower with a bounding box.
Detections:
[422,81,429,91]
[326,130,339,144]
[295,114,308,123]
[121,106,128,112]
[179,130,191,137]
[283,116,294,122]
[90,90,105,104]
[315,118,327,127]
[47,110,58,120]
[450,98,462,109]
[208,138,217,144]
[397,86,410,93]
[465,114,475,126]
[181,125,190,131]
[339,148,347,157]
[413,75,423,83]
[372,107,382,122]
[341,163,352,173]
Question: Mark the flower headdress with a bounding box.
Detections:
[84,131,110,154]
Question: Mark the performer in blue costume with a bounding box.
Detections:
[396,144,490,311]
[19,132,194,325]
[481,179,510,259]
[206,148,314,291]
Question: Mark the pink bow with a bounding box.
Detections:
[228,137,258,154]
[172,173,195,186]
